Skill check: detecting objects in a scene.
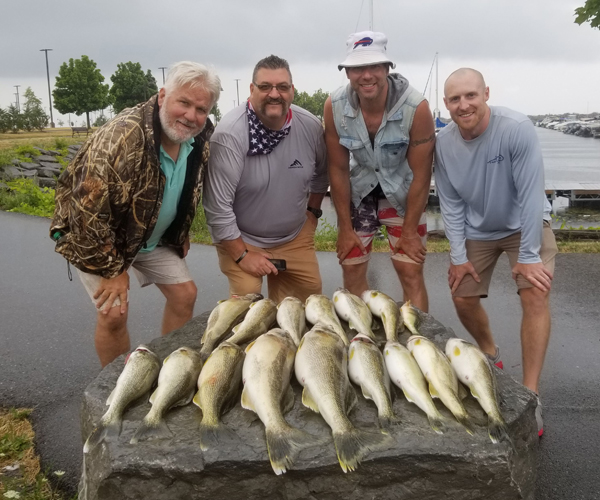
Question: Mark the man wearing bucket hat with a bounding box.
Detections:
[324,31,435,311]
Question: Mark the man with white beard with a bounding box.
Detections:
[51,61,221,366]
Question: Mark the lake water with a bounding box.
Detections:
[318,127,600,232]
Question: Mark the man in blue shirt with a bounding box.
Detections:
[435,68,558,436]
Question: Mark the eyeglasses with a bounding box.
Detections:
[253,82,292,93]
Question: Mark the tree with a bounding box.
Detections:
[6,104,23,133]
[210,103,222,123]
[53,55,110,129]
[293,88,329,121]
[109,62,159,113]
[575,0,600,29]
[22,87,49,131]
[0,108,9,133]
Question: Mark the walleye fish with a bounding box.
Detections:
[200,293,263,359]
[84,345,160,453]
[407,335,474,435]
[348,334,395,427]
[446,338,510,444]
[193,342,245,451]
[226,298,277,347]
[400,300,421,335]
[295,326,391,472]
[131,347,203,444]
[333,288,376,340]
[305,294,349,346]
[362,290,403,342]
[241,329,322,475]
[276,297,307,346]
[383,341,445,434]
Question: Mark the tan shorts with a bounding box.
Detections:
[78,246,193,311]
[453,222,558,298]
[215,218,322,304]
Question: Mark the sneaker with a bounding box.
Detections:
[486,345,504,369]
[535,398,544,437]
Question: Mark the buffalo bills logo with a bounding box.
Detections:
[354,37,373,49]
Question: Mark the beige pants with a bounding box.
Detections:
[216,218,322,304]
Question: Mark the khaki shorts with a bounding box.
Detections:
[78,246,193,311]
[453,222,558,298]
[215,218,322,304]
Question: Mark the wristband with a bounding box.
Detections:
[235,249,248,264]
[401,233,421,240]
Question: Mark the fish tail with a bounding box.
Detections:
[83,414,122,453]
[199,341,215,362]
[198,418,235,451]
[332,427,392,473]
[378,410,400,429]
[427,413,446,435]
[130,415,172,444]
[455,413,476,436]
[488,416,510,445]
[265,425,324,475]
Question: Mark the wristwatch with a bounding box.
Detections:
[307,206,323,219]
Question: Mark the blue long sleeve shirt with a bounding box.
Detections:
[434,106,551,265]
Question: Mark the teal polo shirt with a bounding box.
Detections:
[139,138,194,253]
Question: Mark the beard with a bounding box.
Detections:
[159,102,204,144]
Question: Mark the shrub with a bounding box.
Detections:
[0,178,56,217]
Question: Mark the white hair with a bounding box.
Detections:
[164,61,221,107]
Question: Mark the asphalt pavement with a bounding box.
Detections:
[0,211,599,499]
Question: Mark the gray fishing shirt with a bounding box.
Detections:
[435,106,551,265]
[203,104,328,247]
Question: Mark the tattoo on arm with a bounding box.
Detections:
[410,132,436,147]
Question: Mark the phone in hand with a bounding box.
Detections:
[268,259,287,271]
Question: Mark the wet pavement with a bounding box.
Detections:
[0,211,599,499]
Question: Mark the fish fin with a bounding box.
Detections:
[172,389,195,408]
[192,390,203,411]
[401,389,415,404]
[162,354,171,365]
[240,386,256,412]
[232,324,240,333]
[428,383,440,399]
[458,382,469,400]
[266,425,326,475]
[332,428,393,473]
[301,387,320,413]
[84,415,122,454]
[199,340,215,361]
[427,413,446,435]
[245,340,257,353]
[282,385,295,414]
[345,384,359,413]
[105,387,117,406]
[198,419,235,451]
[488,416,510,445]
[149,388,158,405]
[130,417,172,444]
[360,385,373,401]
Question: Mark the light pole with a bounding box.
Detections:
[159,67,167,85]
[14,85,20,112]
[40,49,55,128]
[234,79,241,107]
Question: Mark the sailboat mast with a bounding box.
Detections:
[434,52,440,119]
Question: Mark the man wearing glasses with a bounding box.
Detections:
[203,55,328,302]
[324,31,435,312]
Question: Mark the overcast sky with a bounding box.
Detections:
[1,0,599,124]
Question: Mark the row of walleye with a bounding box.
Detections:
[83,289,511,475]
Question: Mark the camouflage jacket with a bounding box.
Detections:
[50,95,213,279]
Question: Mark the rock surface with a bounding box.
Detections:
[79,311,538,500]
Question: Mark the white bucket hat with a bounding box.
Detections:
[338,31,396,71]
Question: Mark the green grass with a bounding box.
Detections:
[0,408,73,500]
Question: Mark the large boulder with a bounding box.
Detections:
[79,312,538,500]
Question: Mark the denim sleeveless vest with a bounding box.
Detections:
[331,74,424,216]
